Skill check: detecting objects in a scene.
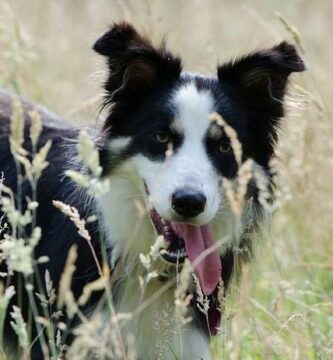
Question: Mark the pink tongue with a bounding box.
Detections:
[171,222,221,296]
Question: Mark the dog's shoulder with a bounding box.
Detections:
[0,88,103,299]
[0,88,80,181]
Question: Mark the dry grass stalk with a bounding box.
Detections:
[10,306,29,352]
[52,200,103,278]
[52,201,90,243]
[209,112,242,166]
[275,12,306,53]
[192,273,210,316]
[65,130,110,196]
[78,130,102,177]
[28,109,42,148]
[56,245,78,319]
[9,97,27,158]
[209,112,256,217]
[221,159,254,217]
[78,276,107,306]
[174,259,193,325]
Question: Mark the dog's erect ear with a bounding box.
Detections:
[93,22,182,102]
[218,42,305,165]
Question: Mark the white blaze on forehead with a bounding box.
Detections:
[151,81,221,224]
[171,82,215,138]
[131,81,221,227]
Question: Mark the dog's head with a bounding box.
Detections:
[94,22,305,294]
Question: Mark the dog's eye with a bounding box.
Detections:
[154,132,170,144]
[219,143,231,153]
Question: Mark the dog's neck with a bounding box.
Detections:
[97,161,155,270]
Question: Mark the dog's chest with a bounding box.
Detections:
[113,273,210,360]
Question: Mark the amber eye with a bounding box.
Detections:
[219,143,232,153]
[154,132,170,144]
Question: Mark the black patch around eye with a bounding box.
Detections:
[99,85,185,166]
[133,130,183,161]
[205,137,239,179]
[99,128,183,176]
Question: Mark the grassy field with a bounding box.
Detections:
[0,0,332,359]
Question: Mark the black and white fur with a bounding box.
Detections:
[0,23,305,359]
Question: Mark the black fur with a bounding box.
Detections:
[94,22,182,111]
[0,90,103,358]
[0,22,305,358]
[217,41,305,166]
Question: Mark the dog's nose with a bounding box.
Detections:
[172,189,206,218]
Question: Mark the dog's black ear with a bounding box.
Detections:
[93,22,182,102]
[218,42,305,165]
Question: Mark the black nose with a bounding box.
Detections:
[172,189,206,218]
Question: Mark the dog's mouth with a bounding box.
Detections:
[150,209,187,263]
[149,207,222,296]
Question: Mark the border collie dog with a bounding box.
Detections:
[0,23,304,359]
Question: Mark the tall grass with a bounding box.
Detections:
[0,0,332,359]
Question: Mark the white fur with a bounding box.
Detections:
[98,161,153,269]
[135,83,222,226]
[112,272,210,359]
[95,82,258,358]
